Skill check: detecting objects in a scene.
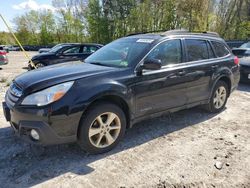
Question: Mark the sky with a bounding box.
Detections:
[0,0,53,32]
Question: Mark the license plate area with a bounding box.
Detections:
[248,74,250,79]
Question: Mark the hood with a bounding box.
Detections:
[32,52,55,60]
[239,57,250,66]
[14,61,116,93]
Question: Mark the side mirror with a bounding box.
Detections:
[142,59,162,70]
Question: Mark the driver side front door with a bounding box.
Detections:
[134,39,189,118]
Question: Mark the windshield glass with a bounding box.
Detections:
[85,38,153,67]
[49,44,66,53]
[240,42,250,48]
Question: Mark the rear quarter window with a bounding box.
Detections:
[211,41,230,57]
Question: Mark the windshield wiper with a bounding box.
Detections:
[89,62,119,67]
[90,62,107,66]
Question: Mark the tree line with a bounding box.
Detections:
[0,0,249,45]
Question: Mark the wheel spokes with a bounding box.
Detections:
[96,116,104,126]
[106,113,116,126]
[96,134,104,146]
[89,127,102,137]
[88,112,121,148]
[105,132,114,145]
[214,86,227,109]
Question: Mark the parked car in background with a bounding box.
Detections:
[232,42,250,58]
[7,45,20,51]
[3,30,240,154]
[28,43,103,69]
[239,57,250,83]
[38,44,67,53]
[0,49,8,65]
[0,45,9,53]
[226,40,247,49]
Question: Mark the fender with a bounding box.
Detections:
[209,67,233,100]
[72,77,134,115]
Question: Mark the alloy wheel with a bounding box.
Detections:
[36,63,45,68]
[88,112,121,148]
[213,86,227,109]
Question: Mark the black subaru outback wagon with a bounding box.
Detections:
[3,30,240,154]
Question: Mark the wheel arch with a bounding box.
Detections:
[77,94,131,138]
[210,75,232,99]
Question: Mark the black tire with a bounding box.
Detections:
[36,62,46,68]
[77,102,126,154]
[204,80,229,113]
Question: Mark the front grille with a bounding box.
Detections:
[6,83,23,107]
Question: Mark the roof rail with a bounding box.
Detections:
[127,29,220,37]
[201,31,220,37]
[126,29,169,36]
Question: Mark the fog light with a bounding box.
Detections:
[30,129,40,140]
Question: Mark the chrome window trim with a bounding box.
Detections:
[134,36,232,75]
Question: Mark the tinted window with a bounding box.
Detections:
[145,39,182,66]
[211,41,230,57]
[63,46,81,54]
[186,39,209,61]
[83,46,98,53]
[208,42,216,58]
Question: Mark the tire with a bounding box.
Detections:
[36,63,46,68]
[77,102,126,154]
[204,80,229,113]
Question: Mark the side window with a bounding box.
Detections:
[83,46,99,53]
[207,42,216,58]
[211,41,230,57]
[145,39,182,66]
[186,39,209,61]
[63,46,80,54]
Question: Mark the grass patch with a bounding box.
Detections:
[0,77,7,83]
[6,81,11,87]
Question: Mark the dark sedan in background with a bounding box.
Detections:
[239,57,250,83]
[232,42,250,58]
[29,43,103,69]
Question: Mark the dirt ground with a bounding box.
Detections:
[0,52,249,188]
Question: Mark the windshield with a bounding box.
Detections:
[240,42,250,48]
[49,44,66,53]
[85,38,153,67]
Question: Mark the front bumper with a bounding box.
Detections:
[2,102,78,145]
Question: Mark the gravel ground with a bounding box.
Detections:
[0,52,249,188]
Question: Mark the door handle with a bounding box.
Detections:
[166,73,178,79]
[211,65,218,69]
[177,70,186,76]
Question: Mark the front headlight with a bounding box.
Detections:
[22,81,74,106]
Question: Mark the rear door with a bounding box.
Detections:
[183,39,217,104]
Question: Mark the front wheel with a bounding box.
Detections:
[36,63,46,68]
[204,80,229,113]
[77,102,126,154]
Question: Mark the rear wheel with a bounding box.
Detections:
[77,102,126,154]
[204,80,229,113]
